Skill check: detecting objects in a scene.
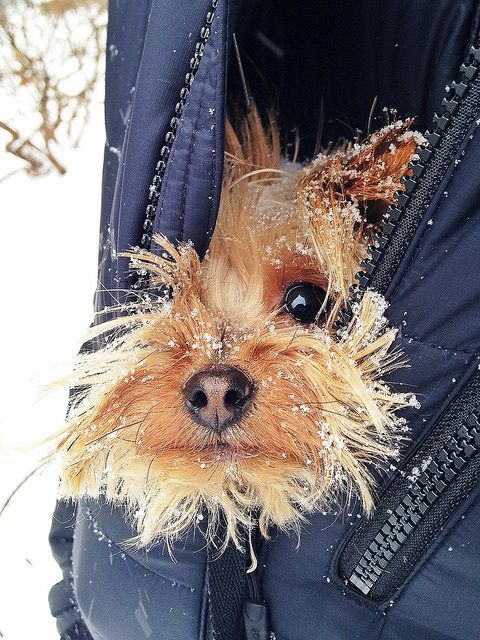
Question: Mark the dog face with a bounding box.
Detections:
[57,112,419,548]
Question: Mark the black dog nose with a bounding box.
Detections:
[183,367,253,433]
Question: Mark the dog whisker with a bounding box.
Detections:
[145,455,156,488]
[135,402,162,443]
[86,420,144,446]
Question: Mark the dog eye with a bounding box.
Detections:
[283,283,328,323]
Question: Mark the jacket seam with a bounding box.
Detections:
[396,331,477,356]
[85,508,199,593]
[205,3,225,240]
[179,72,208,242]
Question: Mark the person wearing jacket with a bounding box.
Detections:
[49,1,480,639]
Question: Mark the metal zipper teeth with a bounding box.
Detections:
[336,44,480,328]
[131,0,219,291]
[347,411,480,597]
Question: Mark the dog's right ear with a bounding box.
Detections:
[224,105,281,182]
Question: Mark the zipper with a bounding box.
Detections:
[132,0,219,291]
[338,371,480,602]
[337,43,480,327]
[337,41,480,604]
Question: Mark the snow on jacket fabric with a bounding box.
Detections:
[49,1,480,638]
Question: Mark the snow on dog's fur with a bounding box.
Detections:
[54,109,419,550]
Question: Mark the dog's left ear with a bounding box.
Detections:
[300,120,419,229]
[339,120,419,227]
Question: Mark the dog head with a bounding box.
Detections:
[57,110,419,549]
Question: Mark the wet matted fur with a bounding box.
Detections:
[54,110,421,550]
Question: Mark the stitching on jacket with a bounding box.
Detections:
[179,69,208,242]
[205,67,217,245]
[396,331,476,356]
[84,509,199,594]
[113,0,153,290]
[205,4,225,243]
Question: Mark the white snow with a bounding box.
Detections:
[0,107,104,639]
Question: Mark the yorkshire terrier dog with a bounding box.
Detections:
[55,109,420,550]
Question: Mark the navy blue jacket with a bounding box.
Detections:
[49,2,480,638]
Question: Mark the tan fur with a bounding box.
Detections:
[54,109,419,550]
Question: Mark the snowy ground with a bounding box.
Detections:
[0,107,104,639]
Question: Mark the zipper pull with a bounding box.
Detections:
[244,600,269,640]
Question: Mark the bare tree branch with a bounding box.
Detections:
[0,0,107,179]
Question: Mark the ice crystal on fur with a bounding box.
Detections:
[55,109,419,549]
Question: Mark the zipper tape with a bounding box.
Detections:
[338,368,480,603]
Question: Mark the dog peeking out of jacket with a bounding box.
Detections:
[54,107,423,551]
